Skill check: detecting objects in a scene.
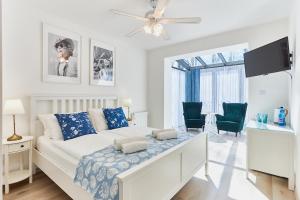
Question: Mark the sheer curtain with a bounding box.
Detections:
[171,68,186,128]
[171,64,246,128]
[200,65,246,115]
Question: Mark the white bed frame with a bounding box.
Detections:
[30,94,208,200]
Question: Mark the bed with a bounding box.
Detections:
[30,94,208,200]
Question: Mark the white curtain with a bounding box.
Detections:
[200,70,213,114]
[200,65,246,115]
[171,68,186,128]
[171,65,246,128]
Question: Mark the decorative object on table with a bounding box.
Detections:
[122,98,132,121]
[256,113,262,123]
[278,107,288,126]
[262,114,268,124]
[43,23,81,84]
[256,113,268,124]
[3,136,33,194]
[182,102,206,131]
[90,39,115,86]
[216,102,248,137]
[4,99,25,141]
[273,107,288,124]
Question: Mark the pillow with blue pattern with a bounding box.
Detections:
[103,107,128,130]
[55,112,96,141]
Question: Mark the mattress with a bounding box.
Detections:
[37,136,78,177]
[37,127,155,177]
[50,132,125,160]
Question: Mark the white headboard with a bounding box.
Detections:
[30,94,118,143]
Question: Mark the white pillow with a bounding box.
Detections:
[38,114,63,140]
[88,109,108,132]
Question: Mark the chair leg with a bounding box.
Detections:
[186,128,188,132]
[235,132,238,137]
[217,129,219,134]
[202,126,205,132]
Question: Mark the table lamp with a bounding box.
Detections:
[4,99,25,141]
[122,98,132,121]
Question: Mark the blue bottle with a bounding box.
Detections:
[278,107,286,126]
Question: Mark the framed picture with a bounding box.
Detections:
[43,23,81,84]
[90,39,115,86]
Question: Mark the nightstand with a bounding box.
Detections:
[128,120,137,127]
[2,136,33,194]
[131,112,148,127]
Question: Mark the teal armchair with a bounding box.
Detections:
[182,102,206,131]
[216,103,248,137]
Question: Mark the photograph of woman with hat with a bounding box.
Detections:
[43,24,81,84]
[55,38,77,77]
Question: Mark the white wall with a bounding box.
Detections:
[0,0,3,198]
[147,19,290,128]
[289,0,300,198]
[2,1,147,136]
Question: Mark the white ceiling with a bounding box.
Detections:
[33,0,292,50]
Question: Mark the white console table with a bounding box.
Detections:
[246,120,295,190]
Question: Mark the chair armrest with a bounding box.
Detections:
[215,114,225,121]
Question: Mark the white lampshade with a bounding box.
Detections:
[4,99,25,115]
[122,98,132,107]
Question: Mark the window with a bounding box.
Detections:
[171,48,247,128]
[171,68,186,128]
[200,65,246,114]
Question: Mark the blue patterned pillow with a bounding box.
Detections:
[103,107,128,130]
[55,112,96,141]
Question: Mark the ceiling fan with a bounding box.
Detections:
[111,0,202,40]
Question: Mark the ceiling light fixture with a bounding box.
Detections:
[143,23,164,36]
[111,0,202,40]
[143,24,152,34]
[153,23,163,37]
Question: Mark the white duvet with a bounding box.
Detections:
[106,126,154,137]
[49,127,154,160]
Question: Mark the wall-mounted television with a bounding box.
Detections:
[244,37,291,78]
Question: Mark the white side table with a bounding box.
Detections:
[132,112,148,127]
[2,136,33,194]
[128,120,137,127]
[246,120,295,190]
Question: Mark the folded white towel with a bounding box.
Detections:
[156,130,178,140]
[121,141,148,154]
[114,136,147,150]
[152,128,176,138]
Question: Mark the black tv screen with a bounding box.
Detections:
[244,37,290,78]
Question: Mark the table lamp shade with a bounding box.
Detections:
[4,99,25,115]
[122,98,132,107]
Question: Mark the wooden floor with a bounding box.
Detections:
[3,128,295,200]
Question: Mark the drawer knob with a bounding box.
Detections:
[20,145,24,148]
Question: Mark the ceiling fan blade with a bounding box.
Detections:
[111,9,149,22]
[126,27,144,37]
[161,29,170,40]
[153,0,171,18]
[159,17,202,24]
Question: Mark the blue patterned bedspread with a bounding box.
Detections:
[74,133,197,200]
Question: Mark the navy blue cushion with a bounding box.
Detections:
[103,107,128,130]
[55,112,96,141]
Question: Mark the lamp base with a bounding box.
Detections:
[7,133,23,141]
[127,118,132,122]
